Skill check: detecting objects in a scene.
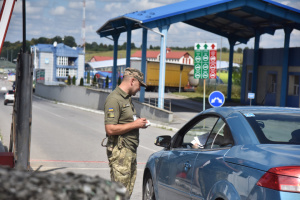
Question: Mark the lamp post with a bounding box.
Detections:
[53,41,57,82]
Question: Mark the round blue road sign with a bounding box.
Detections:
[209,91,225,107]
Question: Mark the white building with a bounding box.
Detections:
[31,43,85,85]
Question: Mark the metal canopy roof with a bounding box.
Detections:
[97,0,300,44]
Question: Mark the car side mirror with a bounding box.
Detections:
[154,135,171,148]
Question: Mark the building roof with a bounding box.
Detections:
[97,0,300,44]
[131,50,190,59]
[131,51,160,58]
[31,43,84,56]
[166,51,189,59]
[87,58,126,69]
[90,56,113,62]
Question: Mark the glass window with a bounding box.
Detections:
[181,117,219,149]
[245,113,300,144]
[205,119,234,149]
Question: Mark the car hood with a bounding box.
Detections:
[224,144,300,172]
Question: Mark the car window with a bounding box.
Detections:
[244,112,300,144]
[180,116,219,149]
[205,119,234,149]
[8,90,14,94]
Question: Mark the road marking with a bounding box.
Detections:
[33,95,179,132]
[30,159,146,165]
[31,167,144,171]
[33,105,66,119]
[139,145,157,153]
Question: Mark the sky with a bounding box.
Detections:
[1,0,300,50]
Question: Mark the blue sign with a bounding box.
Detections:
[248,93,255,99]
[209,91,225,107]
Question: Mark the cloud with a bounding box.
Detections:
[50,6,65,15]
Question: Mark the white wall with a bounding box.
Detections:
[77,54,85,85]
[40,52,54,83]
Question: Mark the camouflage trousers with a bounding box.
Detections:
[107,144,137,197]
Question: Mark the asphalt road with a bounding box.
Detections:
[0,80,178,199]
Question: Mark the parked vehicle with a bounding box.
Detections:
[143,107,300,200]
[131,60,194,92]
[4,90,14,105]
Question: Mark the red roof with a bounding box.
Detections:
[166,52,189,59]
[131,51,160,58]
[131,50,189,59]
[90,56,113,62]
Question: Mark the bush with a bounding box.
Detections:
[79,78,84,86]
[72,76,76,85]
[93,75,97,86]
[87,72,90,84]
[67,76,71,85]
[105,76,109,88]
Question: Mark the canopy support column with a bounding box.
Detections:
[158,25,169,109]
[227,38,236,101]
[126,26,132,68]
[280,27,293,107]
[139,28,148,103]
[251,30,261,105]
[112,33,120,90]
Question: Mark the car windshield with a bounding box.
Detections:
[244,112,300,144]
[8,90,14,94]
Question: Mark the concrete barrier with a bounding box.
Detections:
[35,83,173,123]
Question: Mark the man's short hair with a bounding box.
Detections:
[124,68,147,87]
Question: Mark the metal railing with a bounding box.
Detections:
[144,97,172,111]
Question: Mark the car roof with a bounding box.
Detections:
[202,106,300,118]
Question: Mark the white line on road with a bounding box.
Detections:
[33,95,179,132]
[34,105,66,119]
[31,167,144,171]
[139,145,156,152]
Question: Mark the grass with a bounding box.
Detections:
[173,84,242,103]
[219,71,229,84]
[85,49,243,64]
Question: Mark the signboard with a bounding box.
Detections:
[194,43,217,79]
[248,93,255,99]
[36,69,45,83]
[209,91,225,107]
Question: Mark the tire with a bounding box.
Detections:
[143,174,156,200]
[4,100,7,105]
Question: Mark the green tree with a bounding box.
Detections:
[237,48,243,53]
[72,76,76,85]
[105,76,109,88]
[87,71,90,84]
[233,66,242,85]
[93,75,97,86]
[64,36,77,47]
[67,75,71,85]
[79,77,84,86]
[222,47,228,52]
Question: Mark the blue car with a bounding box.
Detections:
[143,107,300,200]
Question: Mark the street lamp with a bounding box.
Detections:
[53,41,57,83]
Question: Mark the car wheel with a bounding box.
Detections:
[4,100,7,105]
[143,174,155,200]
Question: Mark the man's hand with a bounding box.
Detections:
[134,118,148,128]
[105,117,149,136]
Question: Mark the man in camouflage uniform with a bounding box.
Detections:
[104,68,149,197]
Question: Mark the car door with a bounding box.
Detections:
[190,118,235,200]
[156,115,219,200]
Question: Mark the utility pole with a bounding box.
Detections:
[82,0,86,53]
[13,0,33,170]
